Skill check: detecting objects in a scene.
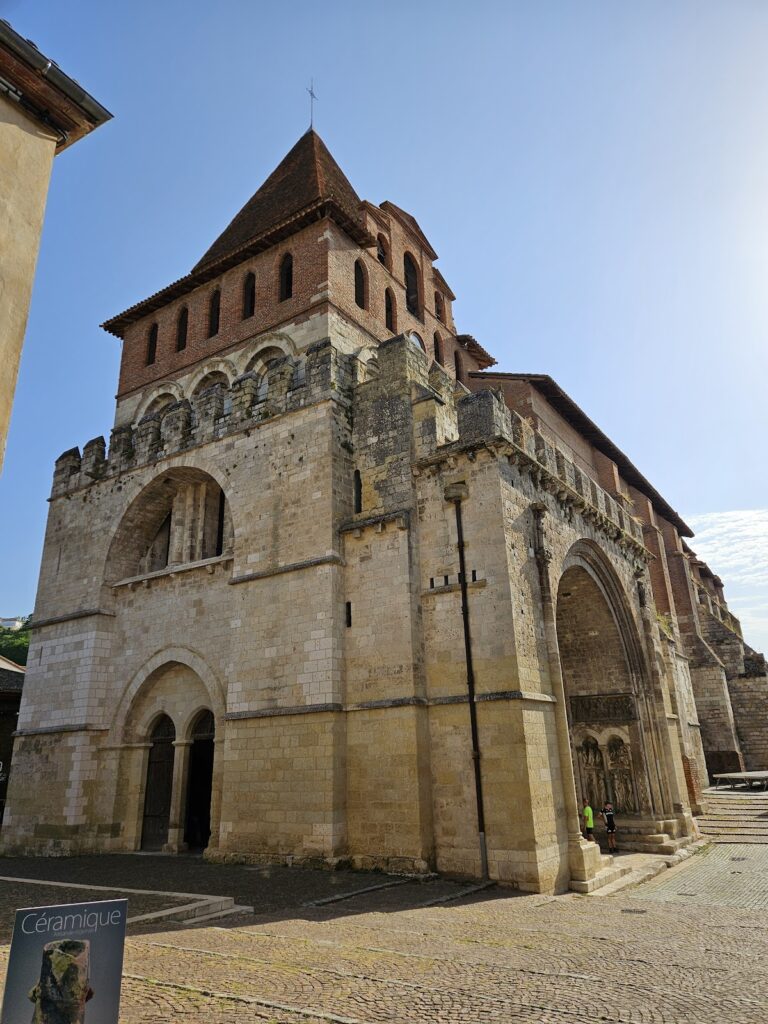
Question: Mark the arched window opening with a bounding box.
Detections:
[143,393,176,420]
[176,308,188,352]
[376,234,389,267]
[192,371,229,399]
[385,288,396,332]
[454,349,464,382]
[208,289,220,338]
[279,253,293,301]
[433,333,443,365]
[354,260,366,309]
[353,469,363,514]
[242,271,256,319]
[105,469,234,583]
[146,323,158,366]
[411,332,425,351]
[434,291,444,322]
[404,253,420,318]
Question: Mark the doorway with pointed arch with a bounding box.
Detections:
[127,659,219,854]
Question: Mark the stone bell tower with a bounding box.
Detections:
[12,127,760,895]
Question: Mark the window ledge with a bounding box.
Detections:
[112,554,233,589]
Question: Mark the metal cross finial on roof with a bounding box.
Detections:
[307,79,318,129]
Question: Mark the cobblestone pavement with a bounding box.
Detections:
[630,842,768,910]
[0,849,766,1022]
[0,880,194,941]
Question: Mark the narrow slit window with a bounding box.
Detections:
[242,271,256,319]
[385,289,395,332]
[353,469,363,513]
[345,601,352,628]
[354,260,366,309]
[279,253,293,301]
[208,289,220,338]
[454,349,464,382]
[176,308,188,352]
[146,323,158,365]
[215,489,226,556]
[404,253,420,317]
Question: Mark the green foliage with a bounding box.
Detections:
[0,617,31,667]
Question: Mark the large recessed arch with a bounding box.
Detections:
[555,540,650,818]
[103,466,234,583]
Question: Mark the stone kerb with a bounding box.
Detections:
[51,339,352,498]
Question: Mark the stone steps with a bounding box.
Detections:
[570,859,630,894]
[696,792,768,844]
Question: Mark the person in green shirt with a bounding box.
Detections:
[582,800,595,840]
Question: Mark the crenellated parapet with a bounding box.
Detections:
[345,334,647,557]
[51,339,353,497]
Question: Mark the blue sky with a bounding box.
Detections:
[1,0,766,649]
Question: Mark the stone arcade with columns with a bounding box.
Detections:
[4,130,766,892]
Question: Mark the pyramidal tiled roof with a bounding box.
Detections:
[194,129,364,270]
[103,130,370,338]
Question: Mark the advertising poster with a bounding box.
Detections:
[1,898,127,1024]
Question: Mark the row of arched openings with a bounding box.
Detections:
[374,236,446,323]
[357,253,437,325]
[145,254,295,366]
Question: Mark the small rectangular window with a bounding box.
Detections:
[345,601,352,627]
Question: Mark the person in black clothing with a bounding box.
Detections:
[600,802,617,851]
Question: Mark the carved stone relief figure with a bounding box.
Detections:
[577,737,607,809]
[607,735,637,813]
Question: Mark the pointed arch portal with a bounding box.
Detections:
[556,558,649,818]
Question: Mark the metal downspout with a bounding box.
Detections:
[446,484,489,880]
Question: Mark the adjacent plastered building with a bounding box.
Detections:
[0,20,111,473]
[4,131,766,892]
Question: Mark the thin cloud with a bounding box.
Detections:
[686,509,768,653]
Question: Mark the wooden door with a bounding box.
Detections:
[141,715,175,851]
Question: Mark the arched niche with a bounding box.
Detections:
[134,381,184,423]
[104,467,234,583]
[186,358,236,400]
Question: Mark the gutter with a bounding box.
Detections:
[0,19,112,127]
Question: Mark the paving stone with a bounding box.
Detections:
[0,852,766,1023]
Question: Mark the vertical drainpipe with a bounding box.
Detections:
[444,482,489,881]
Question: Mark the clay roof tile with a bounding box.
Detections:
[194,129,364,271]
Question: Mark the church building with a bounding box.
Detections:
[4,131,766,893]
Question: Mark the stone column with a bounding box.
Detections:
[164,739,191,853]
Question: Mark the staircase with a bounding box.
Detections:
[697,790,768,843]
[570,852,631,893]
